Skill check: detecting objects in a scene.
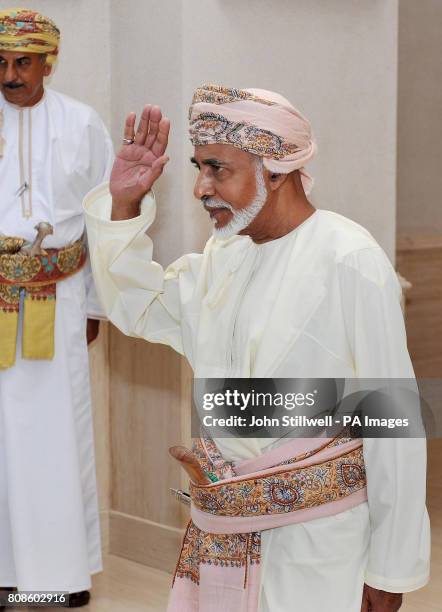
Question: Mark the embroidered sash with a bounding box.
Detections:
[0,236,86,368]
[168,434,367,612]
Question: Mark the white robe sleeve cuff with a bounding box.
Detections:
[82,182,189,355]
[83,182,156,233]
[364,569,430,594]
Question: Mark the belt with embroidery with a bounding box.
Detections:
[0,235,86,368]
[171,434,367,603]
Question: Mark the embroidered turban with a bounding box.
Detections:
[0,8,60,65]
[189,84,317,194]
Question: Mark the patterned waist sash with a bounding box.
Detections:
[0,236,86,369]
[168,434,367,612]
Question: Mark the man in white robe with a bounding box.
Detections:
[84,85,430,611]
[0,8,113,608]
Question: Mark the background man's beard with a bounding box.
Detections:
[204,160,268,240]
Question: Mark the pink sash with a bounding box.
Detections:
[168,434,367,611]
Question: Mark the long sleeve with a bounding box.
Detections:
[338,247,431,593]
[83,183,203,357]
[83,253,107,320]
[79,111,114,319]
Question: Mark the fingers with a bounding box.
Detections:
[142,106,160,147]
[134,105,152,146]
[152,117,170,158]
[130,104,170,155]
[124,112,136,141]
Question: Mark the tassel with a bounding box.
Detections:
[22,287,56,360]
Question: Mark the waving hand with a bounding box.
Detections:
[110,105,170,219]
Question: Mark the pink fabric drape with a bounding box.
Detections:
[167,436,367,612]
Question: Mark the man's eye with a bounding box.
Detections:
[212,166,224,175]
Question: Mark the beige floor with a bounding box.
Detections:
[87,555,171,612]
[29,555,171,612]
[48,539,439,612]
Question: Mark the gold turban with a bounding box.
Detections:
[0,7,60,64]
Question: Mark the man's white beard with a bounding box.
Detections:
[204,160,268,240]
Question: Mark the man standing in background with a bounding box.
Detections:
[0,8,113,608]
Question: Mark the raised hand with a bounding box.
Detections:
[110,105,170,220]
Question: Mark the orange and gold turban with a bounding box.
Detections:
[0,8,60,64]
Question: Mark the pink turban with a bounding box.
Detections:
[188,84,317,194]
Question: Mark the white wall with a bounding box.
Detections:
[181,0,399,258]
[106,0,399,259]
[109,0,184,264]
[397,0,442,237]
[0,0,399,258]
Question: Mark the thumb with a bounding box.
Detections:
[139,156,169,192]
[152,155,170,175]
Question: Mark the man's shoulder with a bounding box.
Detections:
[314,209,382,260]
[45,88,103,127]
[314,210,396,286]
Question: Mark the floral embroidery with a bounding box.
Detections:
[0,253,41,283]
[262,478,304,512]
[41,254,58,273]
[0,284,20,310]
[0,236,86,368]
[336,458,366,495]
[191,446,366,518]
[0,237,26,254]
[190,84,276,109]
[189,112,299,159]
[26,284,56,302]
[174,520,261,586]
[192,437,236,481]
[173,434,366,590]
[57,242,86,274]
[0,237,85,287]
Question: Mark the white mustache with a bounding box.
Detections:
[202,198,234,213]
[208,159,268,240]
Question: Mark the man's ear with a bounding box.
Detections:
[267,171,288,192]
[43,63,52,77]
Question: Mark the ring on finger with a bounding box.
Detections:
[122,138,135,145]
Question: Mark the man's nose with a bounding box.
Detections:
[193,172,215,200]
[4,63,18,82]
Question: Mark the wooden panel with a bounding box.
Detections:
[396,247,442,377]
[110,510,183,574]
[397,234,442,251]
[109,328,188,529]
[88,322,111,551]
[403,453,442,611]
[396,244,442,607]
